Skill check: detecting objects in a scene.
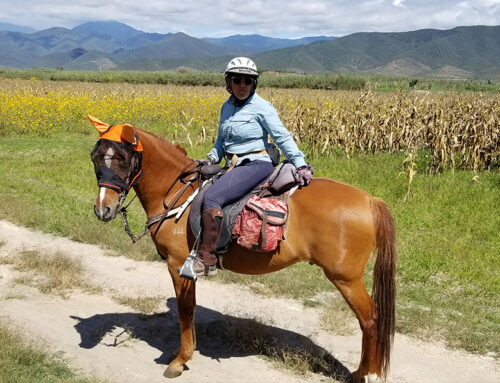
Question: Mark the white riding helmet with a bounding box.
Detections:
[224,57,259,78]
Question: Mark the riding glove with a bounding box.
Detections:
[297,165,313,187]
[196,158,213,167]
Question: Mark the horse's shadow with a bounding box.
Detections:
[71,297,351,382]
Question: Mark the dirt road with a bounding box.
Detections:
[0,220,498,383]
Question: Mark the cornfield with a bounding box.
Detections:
[0,78,498,173]
[272,90,500,173]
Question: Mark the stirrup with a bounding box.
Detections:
[193,258,217,278]
[178,250,198,281]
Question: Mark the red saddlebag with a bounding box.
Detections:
[233,195,288,252]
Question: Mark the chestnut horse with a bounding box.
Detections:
[88,115,396,383]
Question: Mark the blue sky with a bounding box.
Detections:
[0,0,499,38]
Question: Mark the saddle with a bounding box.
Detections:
[188,161,299,253]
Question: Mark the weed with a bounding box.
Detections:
[112,295,164,314]
[0,320,104,383]
[320,295,358,336]
[196,315,350,382]
[11,250,100,297]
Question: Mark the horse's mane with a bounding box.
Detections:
[174,143,188,156]
[136,128,189,158]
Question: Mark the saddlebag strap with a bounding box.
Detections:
[227,149,268,171]
[261,214,268,249]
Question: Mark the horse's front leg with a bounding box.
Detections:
[164,263,196,378]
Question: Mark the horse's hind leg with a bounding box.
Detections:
[164,267,196,378]
[324,272,382,383]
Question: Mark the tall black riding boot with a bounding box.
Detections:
[193,208,223,277]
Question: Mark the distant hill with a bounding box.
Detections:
[0,31,50,66]
[203,34,336,55]
[255,25,500,79]
[72,21,143,41]
[115,32,230,61]
[0,21,498,79]
[118,56,231,72]
[0,22,36,34]
[0,20,334,70]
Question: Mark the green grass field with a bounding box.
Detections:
[0,320,104,383]
[0,134,498,357]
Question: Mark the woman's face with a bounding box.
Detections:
[229,75,255,101]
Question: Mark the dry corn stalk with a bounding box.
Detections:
[272,90,499,173]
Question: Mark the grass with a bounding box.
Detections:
[1,68,499,93]
[196,314,350,382]
[112,295,165,314]
[319,294,358,335]
[0,320,105,383]
[0,69,367,91]
[0,136,158,261]
[0,135,498,358]
[365,74,500,93]
[2,250,99,297]
[219,152,500,355]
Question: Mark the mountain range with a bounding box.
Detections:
[0,20,499,79]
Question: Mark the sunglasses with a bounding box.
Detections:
[231,77,254,85]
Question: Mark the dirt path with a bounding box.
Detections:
[0,220,498,383]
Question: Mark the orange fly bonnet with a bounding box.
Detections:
[88,114,143,193]
[87,115,143,151]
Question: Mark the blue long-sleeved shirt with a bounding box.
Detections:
[207,93,307,168]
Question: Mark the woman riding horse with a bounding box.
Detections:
[193,57,313,277]
[88,63,396,381]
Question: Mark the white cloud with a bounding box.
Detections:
[0,0,498,37]
[476,0,500,6]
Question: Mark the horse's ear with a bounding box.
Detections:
[121,124,138,145]
[87,115,110,135]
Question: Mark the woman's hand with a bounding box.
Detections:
[195,158,213,167]
[297,165,313,187]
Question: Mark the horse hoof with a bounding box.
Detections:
[163,366,183,379]
[351,371,382,383]
[365,374,382,383]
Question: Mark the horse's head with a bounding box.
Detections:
[88,115,143,222]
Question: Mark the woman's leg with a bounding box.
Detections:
[195,160,274,276]
[203,160,274,210]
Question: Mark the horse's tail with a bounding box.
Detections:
[371,197,397,378]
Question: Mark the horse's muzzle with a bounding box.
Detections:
[94,204,116,222]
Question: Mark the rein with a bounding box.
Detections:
[120,161,201,243]
[120,194,150,243]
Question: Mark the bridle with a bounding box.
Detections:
[91,138,143,211]
[92,137,205,243]
[91,134,208,243]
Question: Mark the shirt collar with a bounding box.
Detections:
[229,93,256,107]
